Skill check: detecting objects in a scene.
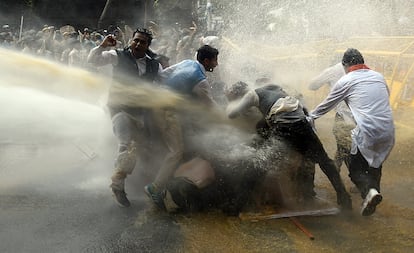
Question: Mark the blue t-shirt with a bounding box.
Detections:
[166,60,206,94]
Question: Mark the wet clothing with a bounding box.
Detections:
[311,67,395,198]
[309,62,354,123]
[332,113,353,168]
[150,59,216,191]
[165,60,206,94]
[88,46,161,117]
[228,84,351,208]
[113,48,160,83]
[309,62,355,168]
[309,63,345,89]
[151,108,184,189]
[310,68,395,169]
[110,111,149,190]
[348,149,382,199]
[87,45,162,189]
[161,60,216,106]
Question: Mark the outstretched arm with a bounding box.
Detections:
[310,80,348,119]
[227,90,259,118]
[308,63,345,90]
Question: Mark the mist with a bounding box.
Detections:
[213,0,414,95]
[1,2,414,252]
[0,47,258,200]
[2,0,412,199]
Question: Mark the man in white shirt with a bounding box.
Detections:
[310,48,395,216]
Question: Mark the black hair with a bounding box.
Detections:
[196,45,219,62]
[342,48,364,66]
[224,81,249,101]
[133,28,153,46]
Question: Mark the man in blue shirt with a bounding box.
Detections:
[145,45,219,209]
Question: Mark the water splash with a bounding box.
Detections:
[0,48,261,193]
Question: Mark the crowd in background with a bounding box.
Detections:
[0,22,221,72]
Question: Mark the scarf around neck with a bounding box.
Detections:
[348,64,370,72]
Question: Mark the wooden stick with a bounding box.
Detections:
[239,207,340,221]
[289,217,315,240]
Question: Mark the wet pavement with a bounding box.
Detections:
[0,141,183,253]
[1,111,413,253]
[0,51,413,252]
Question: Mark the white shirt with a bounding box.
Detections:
[87,46,162,76]
[309,62,354,124]
[68,48,81,67]
[310,69,395,168]
[309,63,345,90]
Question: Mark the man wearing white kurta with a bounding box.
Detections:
[310,48,395,216]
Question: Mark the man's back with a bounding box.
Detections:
[339,69,393,135]
[165,60,205,94]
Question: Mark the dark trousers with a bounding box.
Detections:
[346,149,382,199]
[273,119,349,203]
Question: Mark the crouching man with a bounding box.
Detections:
[225,82,352,210]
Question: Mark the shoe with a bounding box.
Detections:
[361,188,382,216]
[144,183,166,210]
[112,188,131,207]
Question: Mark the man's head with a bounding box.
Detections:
[196,45,219,72]
[342,48,364,68]
[224,81,249,101]
[83,27,91,39]
[132,28,152,45]
[130,28,153,58]
[2,24,10,31]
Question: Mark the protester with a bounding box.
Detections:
[79,27,96,52]
[225,81,316,200]
[175,22,198,62]
[162,44,218,106]
[308,62,355,170]
[87,28,162,207]
[68,39,83,67]
[223,81,263,132]
[226,83,352,210]
[309,48,395,216]
[144,45,219,209]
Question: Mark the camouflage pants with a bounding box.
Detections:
[332,113,354,170]
[110,111,149,190]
